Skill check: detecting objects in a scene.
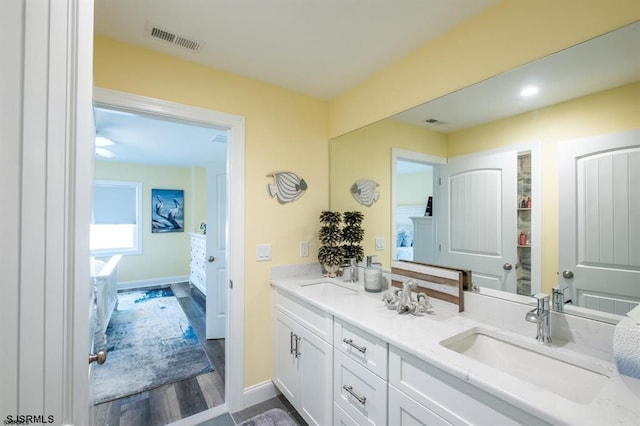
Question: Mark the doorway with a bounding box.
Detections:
[90,105,227,422]
[391,148,446,264]
[90,88,246,422]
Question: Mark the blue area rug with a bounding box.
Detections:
[92,288,213,404]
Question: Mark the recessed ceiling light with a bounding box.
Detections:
[520,86,539,97]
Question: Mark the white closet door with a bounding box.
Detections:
[439,151,517,292]
[559,129,640,314]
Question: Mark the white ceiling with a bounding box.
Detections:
[395,21,640,132]
[93,0,498,166]
[94,0,498,99]
[94,107,228,167]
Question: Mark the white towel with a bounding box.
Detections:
[613,316,640,379]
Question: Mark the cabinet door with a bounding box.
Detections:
[298,327,333,426]
[389,384,451,426]
[273,311,299,403]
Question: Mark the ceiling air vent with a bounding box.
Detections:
[146,24,204,52]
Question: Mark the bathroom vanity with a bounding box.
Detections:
[271,267,640,426]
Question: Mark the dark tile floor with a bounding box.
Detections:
[198,395,307,426]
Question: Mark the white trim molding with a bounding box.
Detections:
[92,88,246,417]
[242,381,281,409]
[117,275,191,291]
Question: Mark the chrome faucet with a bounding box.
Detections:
[552,285,569,312]
[525,293,552,343]
[344,257,359,283]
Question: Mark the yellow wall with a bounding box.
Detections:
[447,82,640,294]
[330,119,446,266]
[94,36,329,387]
[94,161,207,283]
[329,0,640,138]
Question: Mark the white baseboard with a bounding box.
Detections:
[242,380,281,409]
[117,275,190,291]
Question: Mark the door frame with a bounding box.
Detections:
[92,88,246,416]
[391,148,446,263]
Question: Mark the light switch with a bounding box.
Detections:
[375,237,384,251]
[256,243,272,261]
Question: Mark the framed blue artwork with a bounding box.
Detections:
[152,188,184,233]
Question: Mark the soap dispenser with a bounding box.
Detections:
[364,255,383,292]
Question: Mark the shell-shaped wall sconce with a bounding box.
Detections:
[267,171,308,204]
[351,178,379,207]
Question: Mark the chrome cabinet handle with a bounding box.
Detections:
[343,385,366,405]
[289,332,301,357]
[342,338,367,353]
[294,335,301,358]
[208,256,215,262]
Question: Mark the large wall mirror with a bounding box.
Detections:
[329,21,640,323]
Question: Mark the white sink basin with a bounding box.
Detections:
[298,280,358,298]
[440,327,610,404]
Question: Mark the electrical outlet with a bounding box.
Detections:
[256,243,272,261]
[375,237,384,251]
[300,241,309,257]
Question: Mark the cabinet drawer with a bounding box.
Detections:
[334,318,388,379]
[389,346,542,426]
[334,349,387,425]
[274,290,333,343]
[389,384,451,426]
[333,402,360,426]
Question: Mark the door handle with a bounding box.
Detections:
[89,349,107,365]
[562,270,574,279]
[503,263,513,271]
[207,256,215,262]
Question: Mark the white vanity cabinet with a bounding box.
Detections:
[273,290,333,426]
[333,319,389,425]
[389,346,547,426]
[189,232,206,295]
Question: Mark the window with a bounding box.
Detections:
[91,180,142,255]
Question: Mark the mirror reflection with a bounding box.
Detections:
[329,21,640,323]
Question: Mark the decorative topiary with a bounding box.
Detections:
[318,211,344,277]
[342,211,364,263]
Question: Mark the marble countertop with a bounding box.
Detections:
[271,272,640,426]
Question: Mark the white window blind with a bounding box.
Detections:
[91,180,142,255]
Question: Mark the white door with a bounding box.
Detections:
[559,129,640,314]
[206,161,227,339]
[439,151,518,292]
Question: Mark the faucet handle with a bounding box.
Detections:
[531,293,550,310]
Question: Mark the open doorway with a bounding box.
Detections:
[90,105,227,423]
[87,88,246,424]
[391,149,446,265]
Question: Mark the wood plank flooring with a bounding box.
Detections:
[92,282,225,425]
